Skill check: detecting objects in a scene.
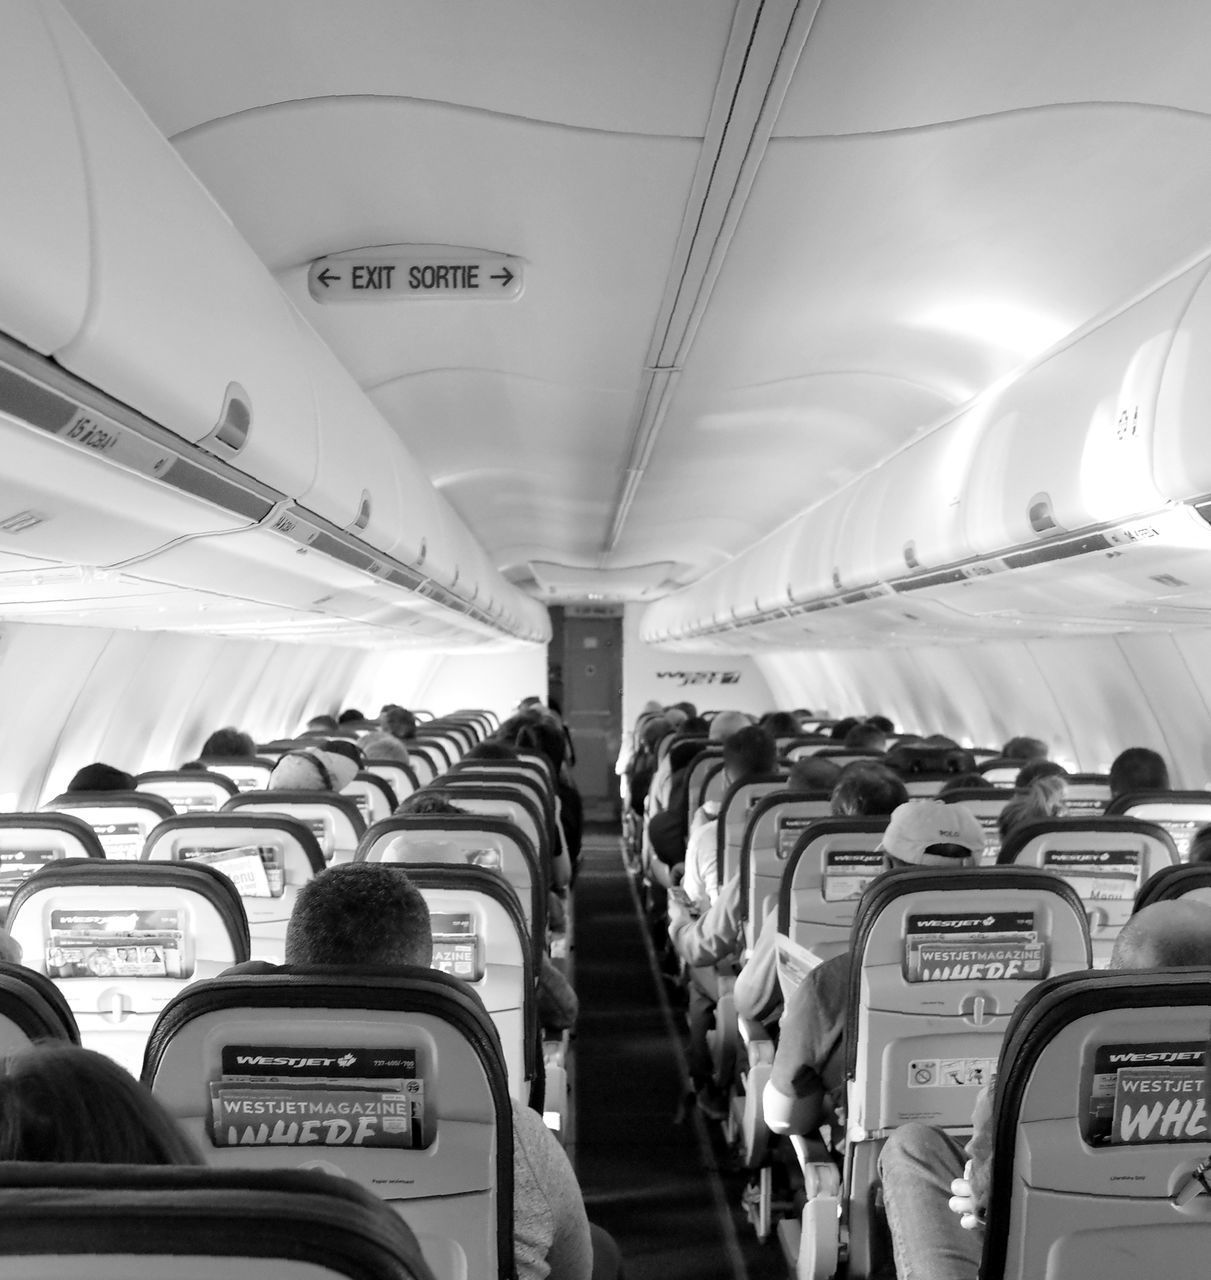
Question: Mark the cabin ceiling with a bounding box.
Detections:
[65,0,1211,615]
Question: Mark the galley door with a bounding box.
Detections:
[553,608,622,823]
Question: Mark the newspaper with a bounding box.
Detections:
[46,907,186,978]
[1043,850,1139,901]
[180,844,284,898]
[209,1044,424,1148]
[903,911,1046,983]
[1086,1041,1206,1146]
[775,933,824,1001]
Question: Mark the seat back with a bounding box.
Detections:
[1134,862,1211,909]
[685,748,725,816]
[344,773,399,827]
[358,816,545,958]
[998,818,1179,964]
[436,783,549,880]
[143,969,513,1280]
[137,771,238,814]
[143,814,325,964]
[0,1163,436,1280]
[1062,773,1112,816]
[782,737,837,761]
[221,791,366,864]
[366,759,420,806]
[979,758,1025,786]
[1104,790,1211,859]
[846,867,1092,1133]
[901,773,960,798]
[198,758,277,792]
[776,819,889,977]
[0,959,80,1048]
[6,859,249,1073]
[840,868,1091,1279]
[935,787,1015,864]
[740,791,833,948]
[42,792,176,861]
[0,814,105,919]
[407,864,535,1102]
[448,766,554,835]
[716,773,791,890]
[980,969,1211,1280]
[412,737,457,771]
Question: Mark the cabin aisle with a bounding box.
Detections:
[572,826,781,1280]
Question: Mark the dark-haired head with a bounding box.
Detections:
[66,763,135,794]
[285,863,433,967]
[1109,747,1170,797]
[0,1045,202,1165]
[466,740,520,762]
[199,727,256,760]
[831,763,909,817]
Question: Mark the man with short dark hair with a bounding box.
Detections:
[1108,745,1170,797]
[276,863,593,1280]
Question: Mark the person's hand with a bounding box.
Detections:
[948,1160,984,1231]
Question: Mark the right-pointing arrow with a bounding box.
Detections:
[490,266,515,287]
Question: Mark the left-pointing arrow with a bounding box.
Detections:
[317,267,341,287]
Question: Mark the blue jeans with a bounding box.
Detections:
[878,1123,983,1280]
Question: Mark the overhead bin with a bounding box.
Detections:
[962,263,1205,555]
[297,318,431,550]
[41,2,319,501]
[1153,259,1211,504]
[0,2,89,356]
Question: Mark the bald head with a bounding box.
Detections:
[1110,900,1211,970]
[709,711,752,742]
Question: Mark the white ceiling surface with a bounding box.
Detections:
[66,1,1211,619]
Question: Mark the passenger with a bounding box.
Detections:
[842,722,887,752]
[337,708,367,725]
[627,716,672,817]
[681,725,777,907]
[996,775,1067,842]
[1013,758,1068,790]
[198,727,256,759]
[266,862,595,1280]
[0,1043,202,1164]
[381,705,419,741]
[646,709,751,871]
[359,730,412,764]
[671,762,908,1100]
[1187,824,1211,864]
[322,738,364,776]
[267,746,357,793]
[829,716,862,742]
[65,762,135,793]
[867,714,895,734]
[759,711,803,739]
[763,798,984,1136]
[1001,735,1048,761]
[787,756,843,793]
[303,714,339,734]
[937,772,991,796]
[1108,746,1170,797]
[879,900,1211,1280]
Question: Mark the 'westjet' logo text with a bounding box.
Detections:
[1109,1050,1202,1064]
[237,1055,336,1069]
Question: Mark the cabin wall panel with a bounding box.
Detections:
[0,622,371,807]
[624,605,775,734]
[754,632,1211,788]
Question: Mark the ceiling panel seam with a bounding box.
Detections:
[602,0,824,558]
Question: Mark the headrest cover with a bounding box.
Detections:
[879,799,983,866]
[269,749,357,793]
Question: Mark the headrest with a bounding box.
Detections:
[269,749,357,793]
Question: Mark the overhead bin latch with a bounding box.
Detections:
[200,382,252,459]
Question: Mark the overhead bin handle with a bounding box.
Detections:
[200,382,252,459]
